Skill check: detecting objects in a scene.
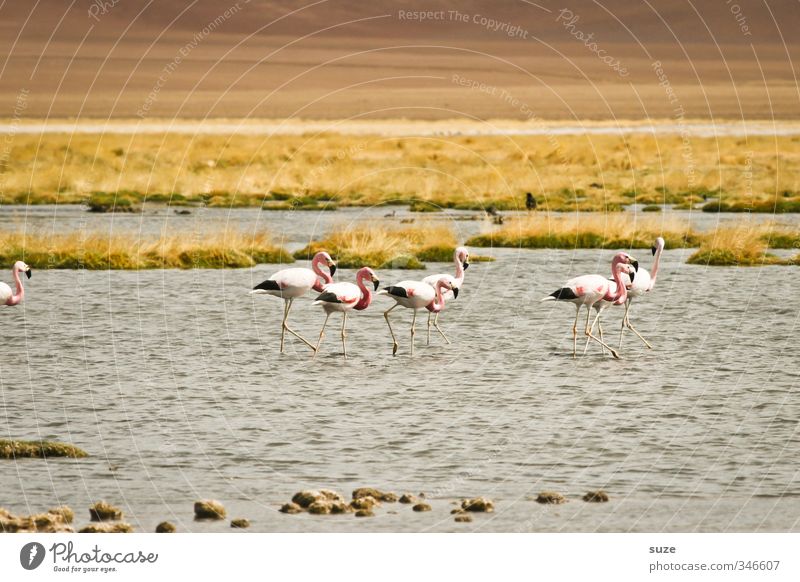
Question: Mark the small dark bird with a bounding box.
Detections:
[384,210,396,218]
[525,192,537,211]
[485,205,499,217]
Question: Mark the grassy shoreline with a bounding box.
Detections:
[2,131,798,213]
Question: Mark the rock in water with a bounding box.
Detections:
[230,518,251,528]
[354,509,374,517]
[194,500,226,520]
[352,487,398,502]
[536,491,567,505]
[398,493,417,504]
[155,521,176,533]
[279,502,303,514]
[79,523,133,533]
[583,491,610,503]
[89,501,123,521]
[461,497,494,512]
[412,503,432,512]
[454,514,473,523]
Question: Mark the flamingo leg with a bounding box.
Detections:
[584,305,620,359]
[383,304,399,356]
[433,312,451,344]
[341,312,348,359]
[283,299,317,352]
[624,305,653,349]
[312,312,330,359]
[618,299,631,349]
[279,299,289,353]
[410,309,417,356]
[583,309,607,356]
[426,312,432,345]
[572,304,580,358]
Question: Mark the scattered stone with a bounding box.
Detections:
[194,499,226,520]
[536,491,567,505]
[352,487,397,502]
[329,501,351,514]
[354,509,374,517]
[48,506,74,524]
[412,503,432,512]
[319,489,346,504]
[398,493,417,504]
[155,521,176,533]
[0,509,74,533]
[89,501,123,521]
[308,501,332,515]
[349,496,380,511]
[454,514,473,523]
[0,439,88,459]
[231,518,250,529]
[79,522,133,533]
[279,502,303,514]
[583,491,610,503]
[461,497,494,513]
[450,508,467,515]
[291,490,321,509]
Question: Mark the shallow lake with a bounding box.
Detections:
[1,246,798,532]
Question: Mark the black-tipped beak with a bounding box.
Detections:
[329,264,337,277]
[463,261,470,270]
[631,260,639,271]
[373,280,380,291]
[629,270,635,283]
[651,245,657,256]
[25,269,31,279]
[452,287,459,299]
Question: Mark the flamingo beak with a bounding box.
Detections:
[373,279,380,291]
[629,270,635,283]
[651,245,657,256]
[462,261,470,270]
[25,269,32,279]
[329,263,337,277]
[452,286,459,299]
[631,260,639,271]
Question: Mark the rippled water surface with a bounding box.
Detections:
[1,242,798,533]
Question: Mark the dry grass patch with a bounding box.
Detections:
[3,131,799,212]
[687,225,786,266]
[294,223,458,269]
[467,213,700,249]
[0,230,292,269]
[0,439,87,459]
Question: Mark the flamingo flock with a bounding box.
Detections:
[3,238,664,362]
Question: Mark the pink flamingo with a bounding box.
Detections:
[618,237,665,349]
[422,246,470,345]
[251,251,336,352]
[1,261,32,306]
[311,267,380,359]
[541,252,638,359]
[378,277,457,356]
[582,262,637,355]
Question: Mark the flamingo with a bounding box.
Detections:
[1,261,32,306]
[618,237,665,349]
[251,251,336,352]
[582,262,637,355]
[422,246,469,344]
[311,267,380,359]
[378,277,457,356]
[541,252,638,359]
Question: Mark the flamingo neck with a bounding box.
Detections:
[649,244,663,290]
[453,250,465,286]
[426,281,447,313]
[607,261,628,305]
[311,255,333,292]
[353,271,373,311]
[6,268,24,306]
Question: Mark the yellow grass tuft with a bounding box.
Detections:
[0,230,292,269]
[687,225,784,266]
[295,223,458,269]
[467,213,700,249]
